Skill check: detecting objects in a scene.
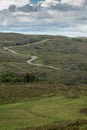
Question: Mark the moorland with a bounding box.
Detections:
[0,33,87,130]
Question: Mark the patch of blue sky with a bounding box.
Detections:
[31,0,43,3]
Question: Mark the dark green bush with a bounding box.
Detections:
[0,71,37,83]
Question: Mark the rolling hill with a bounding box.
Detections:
[0,33,87,130]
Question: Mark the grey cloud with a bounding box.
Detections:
[9,5,16,12]
[3,1,82,13]
[18,5,34,12]
[50,3,80,11]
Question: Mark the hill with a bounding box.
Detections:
[0,33,87,130]
[0,33,87,85]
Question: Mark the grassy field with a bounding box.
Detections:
[0,83,87,130]
[0,33,87,130]
[0,95,87,130]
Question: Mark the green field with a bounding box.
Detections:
[0,95,87,130]
[0,33,87,130]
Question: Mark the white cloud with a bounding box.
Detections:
[40,0,59,8]
[0,0,30,10]
[0,0,87,36]
[76,24,87,32]
[62,0,84,6]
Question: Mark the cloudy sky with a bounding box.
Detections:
[0,0,87,36]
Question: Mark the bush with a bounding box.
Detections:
[0,71,37,84]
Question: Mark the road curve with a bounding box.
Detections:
[3,47,60,70]
[27,56,60,70]
[3,47,18,55]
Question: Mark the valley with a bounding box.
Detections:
[0,33,87,130]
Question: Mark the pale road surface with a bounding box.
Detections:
[3,47,60,70]
[3,47,18,54]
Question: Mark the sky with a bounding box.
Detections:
[0,0,87,37]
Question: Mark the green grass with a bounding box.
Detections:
[0,83,87,104]
[0,95,87,130]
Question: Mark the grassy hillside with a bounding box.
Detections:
[0,33,55,47]
[0,95,87,130]
[0,33,87,84]
[0,33,87,130]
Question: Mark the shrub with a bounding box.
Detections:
[0,71,37,84]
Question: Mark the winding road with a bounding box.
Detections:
[3,47,18,54]
[3,47,60,70]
